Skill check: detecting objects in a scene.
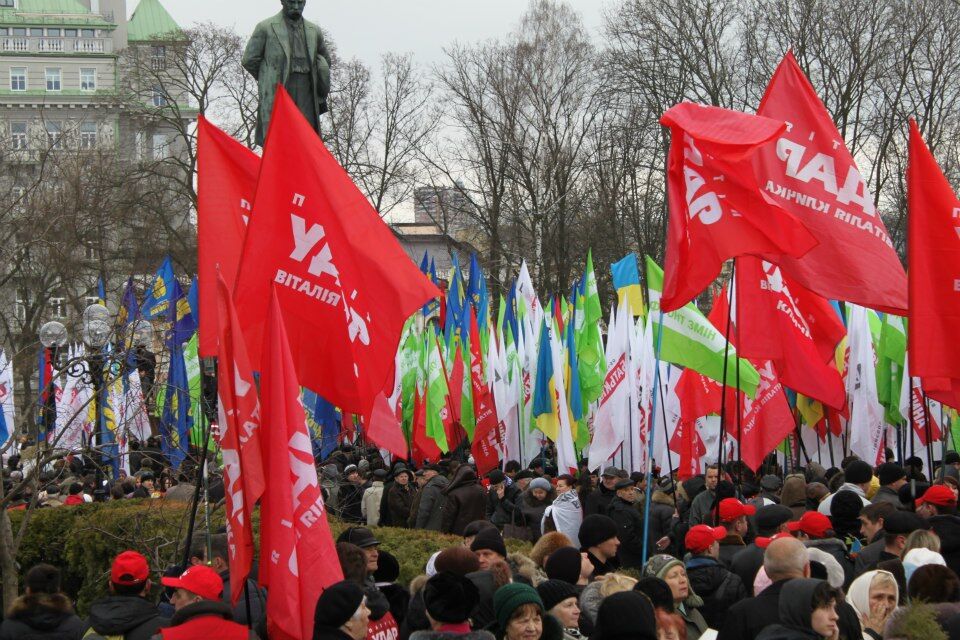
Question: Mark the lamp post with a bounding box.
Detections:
[37,321,67,447]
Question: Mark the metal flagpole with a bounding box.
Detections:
[642,306,665,566]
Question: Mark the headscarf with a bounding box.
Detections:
[846,570,898,619]
[903,548,946,583]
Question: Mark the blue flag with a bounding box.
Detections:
[445,255,468,343]
[161,342,192,470]
[97,277,107,306]
[313,393,342,459]
[467,254,489,330]
[117,278,139,328]
[168,279,197,346]
[142,256,175,320]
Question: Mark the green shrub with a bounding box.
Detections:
[8,500,531,614]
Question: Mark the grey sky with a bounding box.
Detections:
[143,0,612,69]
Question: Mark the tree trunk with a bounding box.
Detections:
[0,504,19,608]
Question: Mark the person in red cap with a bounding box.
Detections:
[152,565,255,639]
[84,550,169,640]
[716,498,755,567]
[683,524,747,631]
[916,484,960,576]
[788,511,853,586]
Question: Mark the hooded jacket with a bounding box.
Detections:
[755,579,828,640]
[415,474,451,531]
[84,595,169,640]
[781,476,808,520]
[440,467,487,535]
[685,555,748,630]
[0,592,86,640]
[928,513,960,577]
[606,496,645,569]
[387,481,417,528]
[513,485,557,542]
[647,490,677,546]
[150,600,254,640]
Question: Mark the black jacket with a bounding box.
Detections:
[718,533,747,569]
[685,555,748,630]
[221,572,267,628]
[440,467,487,535]
[607,497,645,569]
[730,543,765,595]
[415,475,450,531]
[338,481,367,523]
[929,513,960,577]
[84,595,168,640]
[387,483,417,528]
[647,490,677,547]
[584,550,620,577]
[0,592,86,640]
[583,484,615,517]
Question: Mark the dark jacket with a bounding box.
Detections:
[149,600,254,640]
[416,475,451,531]
[584,550,620,577]
[928,513,960,577]
[730,543,765,595]
[84,595,168,640]
[338,481,367,524]
[688,488,717,526]
[647,490,677,547]
[852,534,893,577]
[583,483,616,517]
[409,631,496,640]
[221,572,267,628]
[440,467,487,535]
[607,496,645,569]
[718,533,747,569]
[0,592,86,640]
[685,555,748,630]
[313,628,354,640]
[871,486,904,510]
[387,483,417,528]
[513,486,556,542]
[754,579,830,640]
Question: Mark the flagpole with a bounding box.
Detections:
[658,365,676,484]
[922,391,936,481]
[715,263,736,522]
[733,262,743,491]
[909,385,917,499]
[642,306,665,566]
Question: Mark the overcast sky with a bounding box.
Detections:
[144,0,612,69]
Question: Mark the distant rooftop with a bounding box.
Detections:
[126,0,183,42]
[0,0,114,26]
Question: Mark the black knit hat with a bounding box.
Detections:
[313,580,365,630]
[373,550,400,584]
[463,520,498,539]
[634,577,675,614]
[878,463,906,486]
[844,460,873,485]
[592,591,657,640]
[579,514,618,549]
[545,547,582,585]
[536,579,579,612]
[423,571,480,624]
[487,469,506,484]
[470,527,507,558]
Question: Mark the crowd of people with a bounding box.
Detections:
[5,443,960,640]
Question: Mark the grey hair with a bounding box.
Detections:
[764,537,809,581]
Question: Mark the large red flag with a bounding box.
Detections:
[724,359,796,472]
[736,257,846,409]
[755,52,907,313]
[197,116,260,357]
[216,273,266,606]
[676,291,727,424]
[234,87,440,414]
[659,102,818,311]
[908,119,960,394]
[468,309,500,476]
[259,287,343,640]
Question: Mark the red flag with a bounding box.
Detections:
[907,384,943,446]
[755,52,906,313]
[259,287,343,640]
[735,257,846,408]
[670,419,706,480]
[724,360,796,471]
[659,102,818,311]
[234,87,440,414]
[215,273,266,606]
[469,309,500,476]
[448,344,465,424]
[365,391,408,459]
[412,390,441,465]
[197,116,260,357]
[908,119,960,392]
[676,291,727,423]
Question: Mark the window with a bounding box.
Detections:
[151,45,166,70]
[80,67,95,91]
[151,85,166,107]
[11,28,25,36]
[45,67,61,91]
[46,28,60,36]
[10,67,25,91]
[10,122,27,149]
[49,297,66,318]
[79,121,97,149]
[84,246,95,260]
[0,28,8,36]
[0,0,15,7]
[81,29,95,38]
[64,28,77,38]
[152,133,167,160]
[46,120,62,149]
[29,28,43,37]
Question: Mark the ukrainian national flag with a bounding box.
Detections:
[142,256,176,320]
[611,253,646,317]
[532,318,558,441]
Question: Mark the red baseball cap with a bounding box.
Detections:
[161,565,223,601]
[685,525,727,553]
[111,551,149,586]
[718,498,756,523]
[787,511,833,539]
[755,532,793,549]
[917,485,958,507]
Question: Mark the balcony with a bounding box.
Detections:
[0,37,112,55]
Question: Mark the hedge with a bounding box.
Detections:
[7,500,531,614]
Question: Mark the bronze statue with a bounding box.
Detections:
[241,0,332,146]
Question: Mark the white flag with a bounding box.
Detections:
[847,304,886,465]
[589,303,630,470]
[0,349,15,448]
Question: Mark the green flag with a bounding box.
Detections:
[183,333,208,448]
[645,257,759,396]
[577,251,607,405]
[877,314,907,425]
[426,337,450,453]
[399,321,420,438]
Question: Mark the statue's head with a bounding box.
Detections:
[281,0,306,20]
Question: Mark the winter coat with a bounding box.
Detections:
[607,496,645,569]
[647,490,677,548]
[339,481,367,523]
[755,579,830,640]
[387,483,417,528]
[150,600,254,640]
[362,481,386,526]
[871,486,904,510]
[677,602,710,640]
[718,533,747,568]
[730,543,766,595]
[686,555,748,630]
[852,534,888,577]
[513,486,556,542]
[0,592,85,640]
[440,467,487,535]
[583,484,615,517]
[84,595,169,640]
[584,550,620,577]
[409,630,496,640]
[542,491,583,547]
[221,572,267,628]
[320,464,341,515]
[688,488,717,526]
[928,513,960,577]
[415,475,450,531]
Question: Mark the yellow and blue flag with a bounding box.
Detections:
[532,318,558,441]
[142,256,175,320]
[611,253,646,317]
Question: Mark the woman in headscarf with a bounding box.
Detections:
[845,570,898,640]
[643,555,708,640]
[755,579,844,640]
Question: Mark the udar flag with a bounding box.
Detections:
[756,51,906,313]
[659,102,817,312]
[197,116,260,357]
[234,86,440,415]
[908,118,960,404]
[646,256,760,396]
